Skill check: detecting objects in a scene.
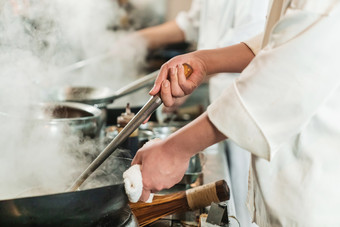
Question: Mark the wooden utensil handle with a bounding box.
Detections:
[186,180,230,210]
[130,180,230,227]
[183,63,193,77]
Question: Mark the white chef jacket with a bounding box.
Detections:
[175,0,269,101]
[176,1,269,226]
[208,0,340,226]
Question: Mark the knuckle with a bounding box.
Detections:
[164,183,172,190]
[140,193,149,202]
[143,181,152,190]
[155,185,163,192]
[160,63,168,71]
[165,99,174,107]
[183,88,191,95]
[172,89,180,97]
[183,83,197,95]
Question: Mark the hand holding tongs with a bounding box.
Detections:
[67,63,193,191]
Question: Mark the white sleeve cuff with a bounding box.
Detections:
[207,81,271,160]
[243,33,264,55]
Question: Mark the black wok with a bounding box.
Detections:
[0,157,137,227]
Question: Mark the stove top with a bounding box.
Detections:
[147,209,202,227]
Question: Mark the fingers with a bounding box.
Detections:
[160,80,174,107]
[139,188,151,202]
[149,64,169,95]
[169,67,185,97]
[151,189,160,193]
[131,151,141,165]
[150,60,197,106]
[177,64,198,95]
[177,64,187,90]
[142,115,151,124]
[162,105,177,114]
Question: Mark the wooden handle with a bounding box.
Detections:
[129,180,229,226]
[183,63,193,77]
[185,180,230,210]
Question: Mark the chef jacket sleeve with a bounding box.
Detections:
[175,0,200,43]
[207,10,340,160]
[242,33,263,55]
[217,0,268,48]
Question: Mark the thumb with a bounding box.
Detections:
[142,115,151,124]
[140,188,151,202]
[131,152,142,165]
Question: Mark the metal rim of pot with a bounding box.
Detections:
[0,102,105,138]
[39,101,103,122]
[39,101,105,138]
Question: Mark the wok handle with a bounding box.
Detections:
[129,180,229,227]
[67,64,193,192]
[185,180,230,210]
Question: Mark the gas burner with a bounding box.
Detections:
[148,209,202,227]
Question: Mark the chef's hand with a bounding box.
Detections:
[149,52,207,107]
[162,96,188,114]
[131,138,191,202]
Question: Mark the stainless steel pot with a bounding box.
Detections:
[36,102,104,138]
[0,102,104,138]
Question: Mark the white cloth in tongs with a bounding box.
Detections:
[123,164,153,203]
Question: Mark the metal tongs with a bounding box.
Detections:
[68,63,193,191]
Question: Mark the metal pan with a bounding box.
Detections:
[50,70,159,108]
[0,157,137,227]
[0,102,104,138]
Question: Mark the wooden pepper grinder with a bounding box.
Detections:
[117,103,139,157]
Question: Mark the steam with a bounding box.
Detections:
[0,0,148,200]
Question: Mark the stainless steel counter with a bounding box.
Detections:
[202,142,241,226]
[202,142,236,217]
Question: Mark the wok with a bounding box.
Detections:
[0,155,229,227]
[51,70,159,108]
[0,157,137,227]
[0,185,135,227]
